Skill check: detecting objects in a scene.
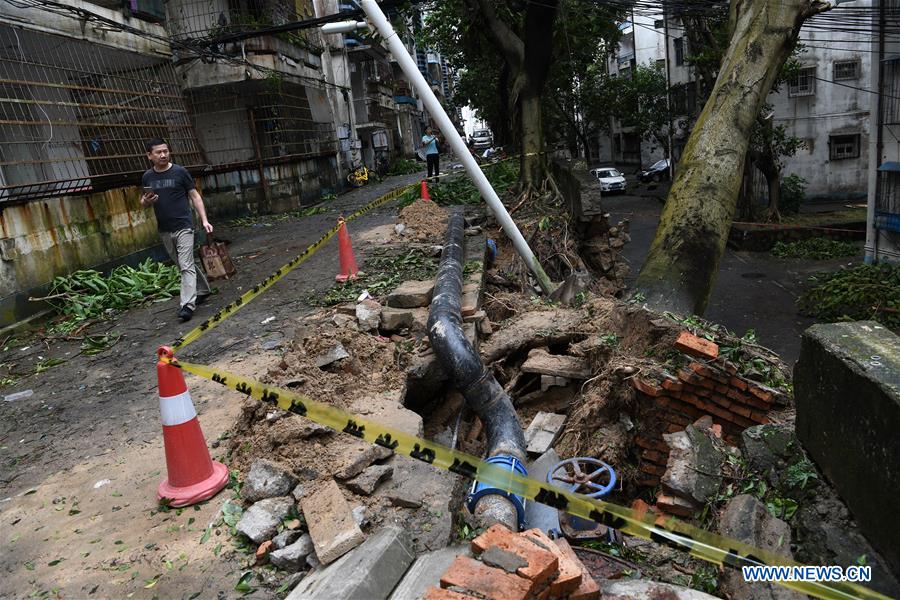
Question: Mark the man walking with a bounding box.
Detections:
[141,138,212,322]
[421,126,440,183]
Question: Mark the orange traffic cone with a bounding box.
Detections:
[420,180,431,201]
[335,218,359,282]
[156,346,228,507]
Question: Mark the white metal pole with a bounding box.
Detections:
[358,0,553,294]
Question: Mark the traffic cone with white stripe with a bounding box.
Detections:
[156,346,228,507]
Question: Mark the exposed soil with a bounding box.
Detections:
[397,200,449,243]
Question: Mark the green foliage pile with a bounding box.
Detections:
[398,161,520,209]
[311,249,438,306]
[41,259,180,327]
[772,237,859,260]
[780,173,807,215]
[798,263,900,328]
[387,158,422,176]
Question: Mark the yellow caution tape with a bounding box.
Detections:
[165,356,887,600]
[170,183,416,354]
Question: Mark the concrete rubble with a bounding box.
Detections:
[235,496,295,544]
[524,411,567,455]
[300,479,366,564]
[356,298,383,332]
[314,342,350,368]
[241,459,298,503]
[386,280,434,308]
[269,533,315,573]
[345,464,393,496]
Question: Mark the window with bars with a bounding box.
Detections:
[833,60,860,81]
[829,134,860,160]
[788,66,816,97]
[674,37,684,66]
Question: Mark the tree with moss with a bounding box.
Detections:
[634,0,835,315]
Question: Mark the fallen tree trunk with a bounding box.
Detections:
[634,0,832,315]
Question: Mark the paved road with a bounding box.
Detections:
[594,180,858,365]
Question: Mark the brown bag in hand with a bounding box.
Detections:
[200,238,236,281]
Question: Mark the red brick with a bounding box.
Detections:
[677,368,702,384]
[640,461,667,476]
[440,556,533,600]
[635,436,667,452]
[631,499,653,520]
[656,494,697,517]
[748,384,775,403]
[553,538,601,600]
[641,449,667,464]
[255,540,273,563]
[632,377,662,397]
[729,376,749,391]
[665,412,691,427]
[710,423,723,438]
[750,411,771,424]
[661,377,684,393]
[723,362,739,375]
[521,529,582,596]
[725,411,756,428]
[424,587,479,600]
[710,394,732,410]
[675,331,720,360]
[731,404,752,419]
[734,392,770,410]
[714,384,730,394]
[707,405,733,422]
[471,524,558,584]
[694,386,712,398]
[681,391,702,406]
[689,362,713,377]
[665,423,683,433]
[727,387,751,402]
[698,377,717,390]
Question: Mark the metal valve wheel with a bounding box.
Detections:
[546,457,617,498]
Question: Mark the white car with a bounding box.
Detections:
[590,167,627,193]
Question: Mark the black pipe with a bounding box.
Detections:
[427,213,527,462]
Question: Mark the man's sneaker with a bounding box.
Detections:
[178,306,194,322]
[197,293,211,306]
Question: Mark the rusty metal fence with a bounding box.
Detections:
[0,24,203,202]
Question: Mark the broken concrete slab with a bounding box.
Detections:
[335,441,393,480]
[719,494,803,600]
[525,449,561,533]
[524,412,567,456]
[314,343,350,368]
[380,307,415,332]
[662,422,725,506]
[600,579,719,599]
[356,299,382,332]
[242,459,299,503]
[540,375,570,392]
[521,348,591,380]
[389,545,473,600]
[348,392,424,437]
[287,527,415,600]
[386,280,434,308]
[388,453,459,552]
[272,529,303,550]
[481,308,584,363]
[300,479,366,564]
[236,496,295,544]
[386,485,423,509]
[270,533,315,573]
[345,464,393,496]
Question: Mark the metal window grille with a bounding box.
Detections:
[829,134,860,160]
[165,0,320,48]
[876,171,900,231]
[788,66,816,97]
[674,38,684,66]
[882,57,900,125]
[833,60,860,81]
[0,24,202,203]
[183,79,338,172]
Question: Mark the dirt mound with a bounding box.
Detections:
[398,200,449,242]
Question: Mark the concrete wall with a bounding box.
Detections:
[794,321,900,576]
[0,187,160,328]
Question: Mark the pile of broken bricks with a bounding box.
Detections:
[629,331,790,517]
[423,524,600,600]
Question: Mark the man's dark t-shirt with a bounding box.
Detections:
[142,164,195,232]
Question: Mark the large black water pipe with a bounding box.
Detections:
[427,213,527,530]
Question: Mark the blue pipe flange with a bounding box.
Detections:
[467,454,528,530]
[546,457,617,498]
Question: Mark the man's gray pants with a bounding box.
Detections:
[160,228,210,311]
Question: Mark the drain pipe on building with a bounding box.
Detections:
[353,0,554,296]
[428,213,529,531]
